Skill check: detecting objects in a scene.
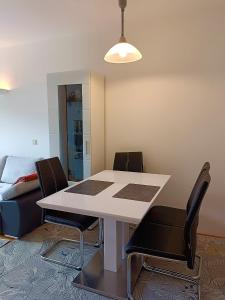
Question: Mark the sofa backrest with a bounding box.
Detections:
[0,156,7,181]
[1,156,41,184]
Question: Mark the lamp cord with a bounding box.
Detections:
[119,0,127,40]
[121,6,125,37]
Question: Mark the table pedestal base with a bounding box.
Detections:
[72,249,142,300]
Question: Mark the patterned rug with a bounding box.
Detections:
[0,224,224,300]
[0,239,9,249]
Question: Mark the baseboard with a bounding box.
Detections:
[0,234,17,240]
[198,232,225,240]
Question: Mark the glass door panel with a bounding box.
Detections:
[58,84,83,181]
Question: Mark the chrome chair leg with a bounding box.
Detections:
[143,255,201,300]
[87,219,99,231]
[41,231,85,270]
[94,218,104,248]
[86,218,104,247]
[127,253,201,300]
[143,255,202,284]
[127,253,134,300]
[41,219,103,270]
[198,282,201,300]
[41,219,87,270]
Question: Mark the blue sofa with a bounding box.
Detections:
[0,156,43,238]
[0,189,42,238]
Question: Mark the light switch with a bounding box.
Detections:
[32,139,38,145]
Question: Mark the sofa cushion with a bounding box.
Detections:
[1,156,40,184]
[0,179,39,201]
[0,156,7,181]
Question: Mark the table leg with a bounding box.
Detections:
[73,219,139,300]
[104,217,129,272]
[122,222,130,259]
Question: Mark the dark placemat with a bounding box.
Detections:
[113,183,160,202]
[65,180,114,196]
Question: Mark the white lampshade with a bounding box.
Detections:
[104,0,143,64]
[104,42,142,64]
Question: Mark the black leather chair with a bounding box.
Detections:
[113,152,143,172]
[126,167,211,300]
[36,157,102,270]
[147,162,210,227]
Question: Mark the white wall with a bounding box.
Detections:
[0,35,106,158]
[0,0,225,236]
[105,1,225,236]
[105,75,225,236]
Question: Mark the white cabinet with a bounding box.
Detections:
[47,71,105,180]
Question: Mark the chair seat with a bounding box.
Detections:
[126,218,186,261]
[45,209,97,232]
[148,206,186,227]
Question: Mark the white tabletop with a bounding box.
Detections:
[37,170,170,224]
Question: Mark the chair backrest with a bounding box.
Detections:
[36,157,68,198]
[186,162,210,213]
[113,152,143,172]
[184,167,211,269]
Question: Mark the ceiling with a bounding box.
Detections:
[0,0,224,48]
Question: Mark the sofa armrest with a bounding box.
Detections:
[0,188,42,237]
[1,180,39,201]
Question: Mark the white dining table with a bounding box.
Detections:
[37,170,170,300]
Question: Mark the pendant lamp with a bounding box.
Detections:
[104,0,142,64]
